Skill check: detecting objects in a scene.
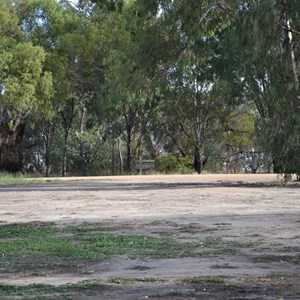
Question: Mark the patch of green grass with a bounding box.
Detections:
[0,238,104,259]
[0,172,59,186]
[0,281,105,298]
[195,236,258,257]
[65,222,114,235]
[199,237,222,247]
[184,277,263,295]
[0,222,56,239]
[0,172,29,185]
[216,247,239,255]
[246,233,263,238]
[150,220,179,227]
[216,239,257,256]
[185,233,260,258]
[267,272,287,279]
[81,234,192,258]
[243,274,298,289]
[213,223,232,226]
[184,276,226,284]
[178,223,203,233]
[0,234,189,264]
[253,254,300,264]
[110,277,160,285]
[225,240,256,248]
[151,231,174,237]
[0,222,200,274]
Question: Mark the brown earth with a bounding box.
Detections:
[0,174,299,299]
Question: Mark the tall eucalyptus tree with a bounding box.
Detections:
[219,0,300,174]
[0,0,53,172]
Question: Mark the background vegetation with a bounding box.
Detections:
[0,0,299,176]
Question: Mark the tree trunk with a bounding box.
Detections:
[42,119,55,177]
[60,100,75,177]
[62,131,69,177]
[79,105,87,165]
[194,145,202,174]
[280,1,299,114]
[125,128,132,172]
[279,1,299,91]
[0,110,26,172]
[45,150,51,177]
[118,138,123,174]
[111,129,115,175]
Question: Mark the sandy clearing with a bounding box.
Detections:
[0,173,299,296]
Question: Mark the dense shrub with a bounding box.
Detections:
[155,154,193,174]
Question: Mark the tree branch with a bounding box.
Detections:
[281,26,300,36]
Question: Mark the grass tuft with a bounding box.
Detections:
[0,172,28,185]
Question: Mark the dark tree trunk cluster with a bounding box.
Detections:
[0,109,26,172]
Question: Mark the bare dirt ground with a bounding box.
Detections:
[0,174,299,299]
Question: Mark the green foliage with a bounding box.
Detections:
[49,124,112,176]
[0,0,299,175]
[224,112,256,150]
[155,154,193,174]
[1,43,53,111]
[0,1,55,115]
[218,0,300,175]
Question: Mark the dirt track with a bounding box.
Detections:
[0,174,299,299]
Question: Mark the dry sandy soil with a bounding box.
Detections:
[0,174,299,299]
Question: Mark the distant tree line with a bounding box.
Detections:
[0,0,299,176]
